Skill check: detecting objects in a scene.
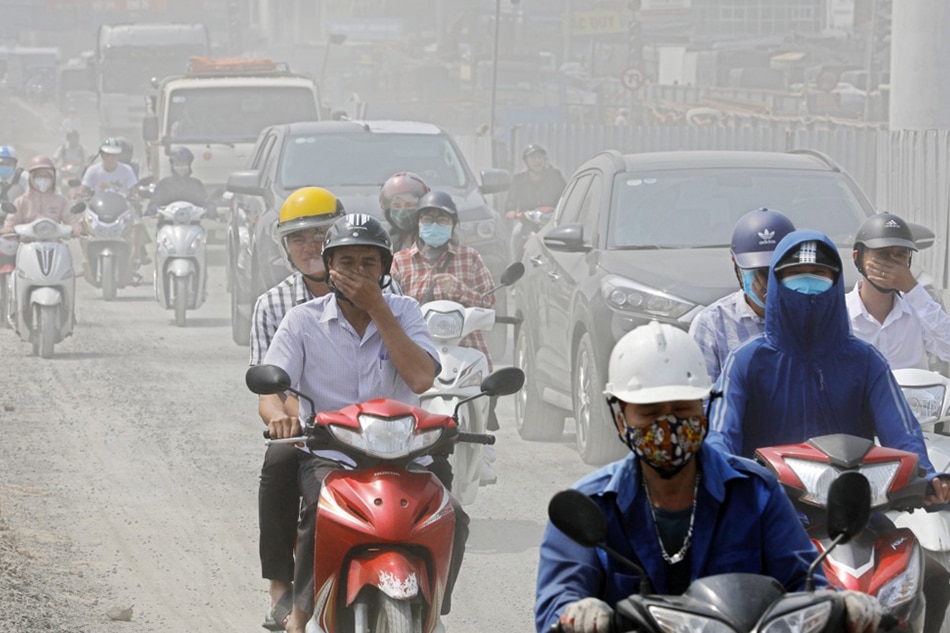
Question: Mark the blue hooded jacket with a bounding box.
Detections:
[707,230,936,475]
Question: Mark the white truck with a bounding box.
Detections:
[142,57,322,212]
[96,23,209,138]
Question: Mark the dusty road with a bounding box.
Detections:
[0,239,593,633]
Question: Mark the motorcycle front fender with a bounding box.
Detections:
[345,550,429,605]
[892,508,950,551]
[166,258,196,278]
[30,286,62,306]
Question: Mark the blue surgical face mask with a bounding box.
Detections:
[0,166,14,179]
[740,268,766,309]
[781,273,833,295]
[419,224,452,248]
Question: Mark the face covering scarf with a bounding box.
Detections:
[622,413,707,479]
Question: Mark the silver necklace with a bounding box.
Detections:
[643,472,700,565]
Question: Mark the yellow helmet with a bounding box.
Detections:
[276,187,345,242]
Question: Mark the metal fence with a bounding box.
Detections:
[457,122,950,289]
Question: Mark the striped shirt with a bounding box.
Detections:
[249,273,313,366]
[688,289,765,385]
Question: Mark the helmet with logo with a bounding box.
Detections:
[522,144,547,162]
[731,208,796,269]
[322,213,394,277]
[853,212,917,252]
[416,190,458,222]
[277,187,344,258]
[99,137,123,156]
[603,321,711,405]
[774,238,841,275]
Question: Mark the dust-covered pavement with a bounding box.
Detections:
[0,96,594,633]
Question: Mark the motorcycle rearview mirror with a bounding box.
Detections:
[480,367,525,397]
[804,471,871,590]
[70,201,86,214]
[481,262,526,298]
[67,178,81,188]
[245,365,318,418]
[549,489,653,594]
[0,201,15,215]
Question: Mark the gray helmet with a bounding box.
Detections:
[853,213,918,252]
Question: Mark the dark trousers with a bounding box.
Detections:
[258,442,300,583]
[294,453,468,616]
[924,552,950,633]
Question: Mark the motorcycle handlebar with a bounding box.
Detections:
[458,432,495,445]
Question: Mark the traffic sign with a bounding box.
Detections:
[621,66,644,92]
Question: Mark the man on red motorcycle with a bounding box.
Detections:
[707,230,950,633]
[262,213,467,633]
[535,321,882,633]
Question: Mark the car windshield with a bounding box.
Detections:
[100,50,202,95]
[279,133,470,190]
[166,86,319,143]
[607,168,869,249]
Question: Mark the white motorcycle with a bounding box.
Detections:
[894,366,950,633]
[0,216,18,328]
[152,201,211,327]
[419,262,525,505]
[8,209,83,358]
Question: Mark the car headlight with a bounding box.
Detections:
[783,458,899,507]
[877,544,922,610]
[601,274,695,320]
[759,601,833,633]
[900,384,947,424]
[329,414,442,459]
[647,606,736,633]
[459,218,496,242]
[425,308,464,339]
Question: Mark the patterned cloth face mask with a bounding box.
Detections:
[622,413,708,478]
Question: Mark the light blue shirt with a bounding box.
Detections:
[688,289,765,384]
[263,292,440,423]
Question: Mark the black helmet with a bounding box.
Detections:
[730,208,796,269]
[169,146,194,165]
[522,144,547,162]
[775,239,840,275]
[853,212,918,252]
[88,191,130,222]
[322,213,394,277]
[417,190,458,221]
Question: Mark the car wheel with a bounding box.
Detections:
[514,325,565,441]
[573,332,627,465]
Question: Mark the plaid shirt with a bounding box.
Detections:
[392,241,496,367]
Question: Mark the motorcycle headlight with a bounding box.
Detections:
[601,274,695,320]
[329,414,442,459]
[32,219,58,240]
[784,458,900,507]
[424,308,464,339]
[877,544,922,610]
[647,606,736,633]
[901,384,947,424]
[158,232,176,255]
[759,602,833,633]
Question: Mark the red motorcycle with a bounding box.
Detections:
[755,434,929,633]
[246,364,524,633]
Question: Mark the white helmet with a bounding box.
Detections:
[603,321,711,404]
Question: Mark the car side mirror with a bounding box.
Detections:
[543,224,590,253]
[227,170,266,197]
[479,168,511,195]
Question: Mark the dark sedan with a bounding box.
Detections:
[513,149,877,464]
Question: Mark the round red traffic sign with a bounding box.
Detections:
[621,66,644,92]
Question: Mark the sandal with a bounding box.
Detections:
[262,591,293,631]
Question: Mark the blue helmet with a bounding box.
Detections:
[730,208,796,269]
[0,146,18,161]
